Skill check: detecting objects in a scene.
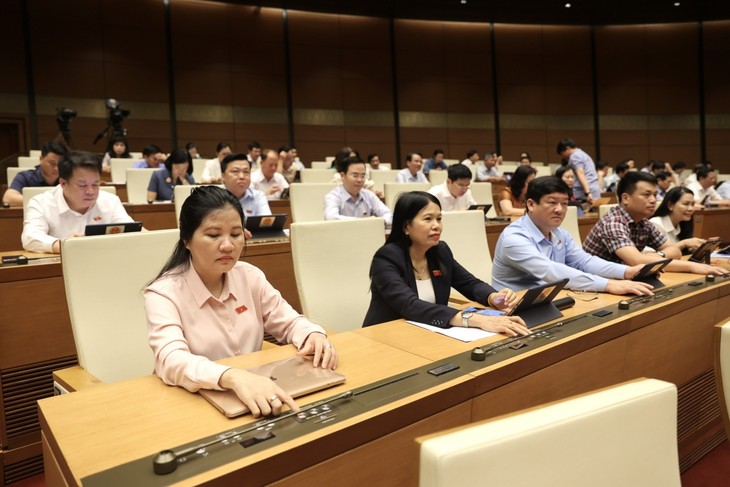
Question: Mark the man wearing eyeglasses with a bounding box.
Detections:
[22,151,134,253]
[428,164,477,211]
[491,176,654,296]
[324,156,392,225]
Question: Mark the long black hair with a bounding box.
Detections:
[386,191,441,247]
[150,186,245,283]
[508,165,537,201]
[652,186,695,241]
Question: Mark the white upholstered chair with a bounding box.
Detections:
[22,185,116,216]
[18,156,37,168]
[173,185,223,224]
[418,378,680,487]
[563,205,582,245]
[384,182,431,210]
[29,150,41,158]
[299,168,336,184]
[368,169,399,194]
[535,165,551,177]
[440,210,493,300]
[428,170,448,186]
[61,229,179,383]
[290,218,385,332]
[469,182,497,218]
[499,164,518,175]
[288,183,337,222]
[125,168,158,204]
[7,167,25,186]
[310,161,330,169]
[599,203,618,219]
[192,158,207,183]
[378,163,392,170]
[715,321,730,439]
[110,158,137,183]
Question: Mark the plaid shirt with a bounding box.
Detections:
[583,205,667,263]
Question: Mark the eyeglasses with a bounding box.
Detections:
[454,182,470,190]
[348,173,367,180]
[567,289,598,302]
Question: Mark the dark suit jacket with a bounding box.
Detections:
[362,241,495,328]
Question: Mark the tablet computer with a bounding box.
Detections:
[507,278,569,328]
[84,221,143,236]
[467,204,492,216]
[689,238,724,263]
[631,257,672,288]
[245,214,288,242]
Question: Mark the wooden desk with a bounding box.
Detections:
[0,207,23,251]
[38,273,730,485]
[124,203,177,230]
[694,208,730,242]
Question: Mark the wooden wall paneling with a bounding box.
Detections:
[703,20,730,171]
[0,2,27,95]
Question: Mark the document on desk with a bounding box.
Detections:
[406,321,496,342]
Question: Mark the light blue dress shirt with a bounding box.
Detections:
[324,185,393,225]
[491,214,626,292]
[238,187,271,218]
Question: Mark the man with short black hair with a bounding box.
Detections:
[396,153,428,183]
[221,153,270,218]
[583,171,728,275]
[491,176,653,295]
[3,141,67,207]
[557,138,600,203]
[247,141,262,171]
[423,149,447,175]
[324,156,392,224]
[685,166,730,207]
[133,145,165,168]
[427,164,477,211]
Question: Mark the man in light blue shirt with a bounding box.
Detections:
[396,153,428,183]
[492,176,654,296]
[221,153,271,230]
[324,156,393,225]
[557,138,600,203]
[133,145,165,169]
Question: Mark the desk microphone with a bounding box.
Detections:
[552,296,575,310]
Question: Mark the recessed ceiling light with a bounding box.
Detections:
[565,3,572,8]
[460,0,467,4]
[674,2,680,6]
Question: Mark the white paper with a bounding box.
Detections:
[406,320,496,342]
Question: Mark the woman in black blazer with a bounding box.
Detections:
[363,191,529,336]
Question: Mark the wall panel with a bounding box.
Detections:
[704,20,730,172]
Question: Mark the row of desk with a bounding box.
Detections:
[37,271,730,486]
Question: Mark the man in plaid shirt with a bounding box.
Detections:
[583,171,728,276]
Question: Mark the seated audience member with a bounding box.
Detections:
[491,176,653,296]
[101,135,131,174]
[144,186,336,418]
[649,160,681,186]
[555,165,583,215]
[460,149,480,166]
[251,149,289,200]
[201,142,233,184]
[330,146,358,169]
[476,151,504,183]
[3,141,66,207]
[133,145,165,168]
[185,142,201,159]
[518,152,532,165]
[718,181,730,200]
[499,165,537,216]
[288,146,304,171]
[147,148,194,202]
[672,161,687,183]
[685,161,713,187]
[423,149,448,175]
[324,156,392,224]
[427,164,477,211]
[22,151,134,253]
[367,153,383,171]
[582,171,727,275]
[556,138,600,203]
[595,160,608,192]
[247,141,262,171]
[396,153,428,183]
[655,172,672,201]
[220,153,271,225]
[330,147,381,195]
[650,186,705,253]
[362,191,528,335]
[685,165,730,207]
[278,145,297,184]
[603,160,630,192]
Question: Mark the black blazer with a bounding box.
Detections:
[362,241,496,328]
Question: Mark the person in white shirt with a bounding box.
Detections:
[427,164,477,211]
[686,166,730,207]
[251,149,289,200]
[324,156,392,225]
[396,153,428,183]
[246,141,262,172]
[200,142,232,184]
[220,153,271,240]
[22,151,134,254]
[650,186,706,253]
[460,149,480,166]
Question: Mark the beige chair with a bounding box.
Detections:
[22,186,116,216]
[192,158,207,183]
[715,321,730,439]
[378,163,392,170]
[535,166,551,177]
[369,169,399,194]
[291,218,385,332]
[299,168,336,184]
[173,184,223,223]
[469,183,497,218]
[599,203,617,219]
[310,161,330,169]
[129,152,142,159]
[288,183,338,222]
[29,149,41,158]
[563,205,582,245]
[325,156,335,164]
[18,156,37,168]
[428,170,448,187]
[418,378,680,487]
[60,229,179,383]
[440,210,493,299]
[499,164,518,174]
[384,182,431,210]
[126,168,158,204]
[444,159,459,166]
[7,167,26,186]
[110,158,137,183]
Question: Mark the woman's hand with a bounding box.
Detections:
[218,368,298,418]
[471,314,530,337]
[679,237,706,252]
[297,332,338,370]
[488,288,519,310]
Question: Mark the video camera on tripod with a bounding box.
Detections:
[93,98,130,145]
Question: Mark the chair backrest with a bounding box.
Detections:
[384,182,431,210]
[368,169,399,194]
[29,150,41,158]
[500,164,518,174]
[444,159,459,166]
[468,183,497,217]
[599,203,617,219]
[288,183,338,222]
[325,156,335,164]
[129,152,142,159]
[22,186,115,216]
[418,378,680,487]
[192,158,207,183]
[310,161,330,169]
[440,210,492,288]
[535,165,551,177]
[61,229,180,383]
[563,205,582,245]
[7,167,26,186]
[428,170,448,186]
[110,158,137,183]
[291,218,385,332]
[379,163,392,170]
[173,184,223,224]
[126,168,158,204]
[299,168,336,184]
[18,156,37,168]
[716,322,730,439]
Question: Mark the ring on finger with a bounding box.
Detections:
[269,395,279,403]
